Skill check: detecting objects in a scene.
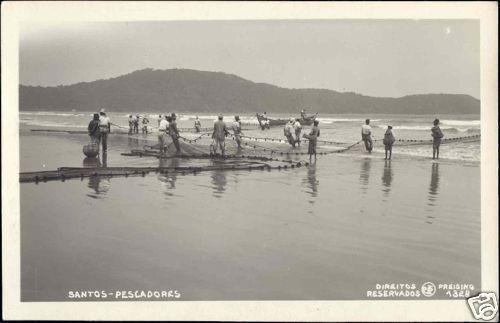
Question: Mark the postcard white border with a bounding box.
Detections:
[2,1,498,321]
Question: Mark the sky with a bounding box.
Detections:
[19,20,480,98]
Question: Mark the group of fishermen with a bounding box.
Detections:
[157,113,181,155]
[359,118,444,160]
[157,113,243,156]
[281,117,444,161]
[88,110,445,161]
[87,108,111,154]
[128,114,150,134]
[283,118,321,162]
[209,114,244,157]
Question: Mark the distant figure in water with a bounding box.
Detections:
[157,115,168,155]
[284,118,296,147]
[232,115,243,149]
[361,118,373,153]
[212,114,229,157]
[134,114,140,134]
[98,109,111,152]
[293,118,302,146]
[88,113,101,144]
[383,125,395,160]
[307,120,320,163]
[157,114,163,127]
[301,109,307,120]
[260,111,270,129]
[142,116,149,134]
[194,116,201,132]
[128,115,134,135]
[431,118,444,159]
[169,113,181,154]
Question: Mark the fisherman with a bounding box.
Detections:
[194,116,202,132]
[284,118,296,147]
[169,113,181,154]
[158,115,169,155]
[212,114,229,157]
[293,118,302,146]
[158,114,163,127]
[130,114,137,134]
[431,118,444,159]
[142,115,150,134]
[98,108,111,152]
[128,115,134,134]
[361,119,373,153]
[262,111,270,129]
[307,120,320,163]
[134,114,140,133]
[232,115,243,149]
[383,125,395,160]
[301,109,307,120]
[88,113,101,144]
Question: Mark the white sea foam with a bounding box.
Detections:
[441,120,480,127]
[317,118,381,124]
[20,120,87,128]
[377,125,472,132]
[20,111,90,117]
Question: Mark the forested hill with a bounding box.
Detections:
[20,68,480,114]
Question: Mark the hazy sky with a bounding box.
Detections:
[20,20,480,98]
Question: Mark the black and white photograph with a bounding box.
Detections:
[2,1,498,321]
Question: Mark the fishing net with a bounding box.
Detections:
[22,126,481,183]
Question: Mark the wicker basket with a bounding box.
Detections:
[83,142,99,158]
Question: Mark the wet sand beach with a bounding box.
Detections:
[20,128,480,301]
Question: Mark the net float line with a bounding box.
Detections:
[19,158,309,184]
[236,133,480,146]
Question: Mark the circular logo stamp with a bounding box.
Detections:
[421,282,437,297]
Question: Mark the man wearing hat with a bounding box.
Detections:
[194,116,202,133]
[361,118,373,153]
[284,118,296,147]
[212,114,229,157]
[169,113,181,154]
[98,108,111,152]
[157,114,169,155]
[383,125,395,160]
[232,115,243,149]
[431,118,444,159]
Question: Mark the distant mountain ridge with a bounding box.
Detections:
[19,68,480,114]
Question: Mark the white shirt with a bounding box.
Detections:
[361,124,372,135]
[99,115,110,126]
[158,119,169,132]
[293,121,302,131]
[232,121,241,133]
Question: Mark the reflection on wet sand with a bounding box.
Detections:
[158,157,179,194]
[359,158,371,194]
[211,167,227,198]
[303,164,319,201]
[84,154,110,198]
[381,159,393,197]
[428,163,440,206]
[426,162,440,224]
[83,157,101,168]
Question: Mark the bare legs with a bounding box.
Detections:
[385,146,392,160]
